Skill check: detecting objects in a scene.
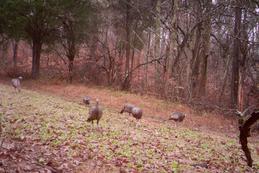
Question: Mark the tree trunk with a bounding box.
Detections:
[238,9,249,112]
[189,0,203,99]
[31,39,42,79]
[154,0,161,92]
[145,31,151,88]
[123,0,131,90]
[0,42,8,69]
[12,40,19,68]
[198,1,211,96]
[170,0,179,77]
[231,0,242,108]
[129,47,135,84]
[121,75,131,90]
[163,41,170,98]
[238,67,245,111]
[219,55,231,102]
[68,59,74,84]
[198,54,208,96]
[117,37,124,83]
[67,44,76,84]
[190,24,202,99]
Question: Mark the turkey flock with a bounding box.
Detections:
[10,76,186,127]
[84,98,144,126]
[83,97,185,126]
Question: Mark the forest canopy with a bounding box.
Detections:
[0,0,258,110]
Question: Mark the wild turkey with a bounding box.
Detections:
[83,96,91,105]
[120,103,135,115]
[169,112,185,122]
[131,107,143,120]
[11,76,23,92]
[87,99,103,125]
[120,103,143,120]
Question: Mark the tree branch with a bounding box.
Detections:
[239,110,259,167]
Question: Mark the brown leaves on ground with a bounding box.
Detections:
[0,83,258,172]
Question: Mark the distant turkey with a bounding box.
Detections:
[120,103,143,120]
[83,96,91,105]
[120,103,135,115]
[11,76,23,92]
[87,99,103,125]
[169,112,185,122]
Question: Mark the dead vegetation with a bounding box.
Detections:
[0,77,239,136]
[0,83,258,172]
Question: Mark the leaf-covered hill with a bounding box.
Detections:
[0,84,258,172]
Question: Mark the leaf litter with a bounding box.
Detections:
[0,84,258,172]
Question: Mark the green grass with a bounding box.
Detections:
[0,84,258,172]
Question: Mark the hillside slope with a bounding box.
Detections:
[0,84,258,172]
[0,77,239,136]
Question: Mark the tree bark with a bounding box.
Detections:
[12,40,19,68]
[31,39,42,79]
[68,59,74,84]
[190,24,202,98]
[231,0,242,108]
[66,44,76,84]
[123,0,131,90]
[238,9,249,112]
[145,31,151,88]
[198,1,211,96]
[219,56,231,102]
[189,0,203,99]
[198,54,208,96]
[238,68,245,111]
[154,0,161,92]
[129,47,135,84]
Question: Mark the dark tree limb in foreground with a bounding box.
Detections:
[239,111,259,167]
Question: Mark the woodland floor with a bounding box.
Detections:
[0,79,258,172]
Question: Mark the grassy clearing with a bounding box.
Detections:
[0,84,258,172]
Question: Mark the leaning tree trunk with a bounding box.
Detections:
[31,39,42,79]
[239,111,259,167]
